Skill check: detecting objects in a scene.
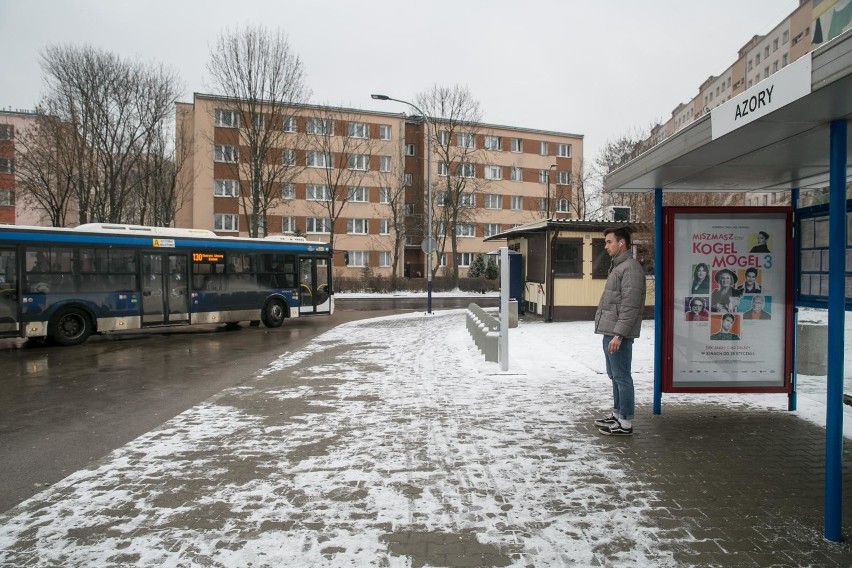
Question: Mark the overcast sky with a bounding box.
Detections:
[0,0,799,164]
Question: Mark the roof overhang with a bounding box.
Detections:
[484,219,647,241]
[604,29,852,193]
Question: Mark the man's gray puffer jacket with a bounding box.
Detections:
[594,251,646,339]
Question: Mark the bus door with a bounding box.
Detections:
[0,248,19,334]
[299,256,332,315]
[141,253,189,325]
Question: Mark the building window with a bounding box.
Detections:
[349,251,368,267]
[404,173,413,186]
[214,145,238,163]
[405,144,415,156]
[251,113,265,130]
[379,187,390,204]
[436,191,448,207]
[511,138,522,152]
[348,122,369,138]
[556,198,570,213]
[457,252,474,267]
[756,52,761,64]
[783,30,789,44]
[282,116,297,133]
[347,218,368,234]
[306,118,333,135]
[459,193,475,208]
[539,169,550,184]
[539,141,549,155]
[0,190,14,206]
[214,179,239,197]
[457,132,474,148]
[306,217,331,233]
[379,219,390,235]
[458,163,475,178]
[0,158,16,174]
[347,187,368,202]
[591,239,608,279]
[306,184,331,201]
[510,166,523,182]
[307,151,332,168]
[405,203,415,215]
[484,135,502,150]
[379,251,391,267]
[484,194,501,209]
[773,38,779,52]
[556,171,571,185]
[484,165,502,180]
[510,195,523,210]
[764,46,769,58]
[214,214,239,232]
[214,109,238,128]
[0,124,13,140]
[379,124,391,140]
[437,161,449,176]
[456,223,475,237]
[556,143,572,158]
[437,130,450,145]
[438,253,446,267]
[484,223,501,237]
[280,183,295,201]
[379,155,391,172]
[553,239,583,277]
[282,216,296,233]
[782,53,788,66]
[538,198,548,212]
[348,154,369,171]
[282,148,296,166]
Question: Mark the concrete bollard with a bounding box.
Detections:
[797,323,827,376]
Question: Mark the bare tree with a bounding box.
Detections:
[39,44,183,224]
[374,122,408,287]
[206,25,308,237]
[303,107,380,258]
[14,112,77,226]
[128,118,194,226]
[552,156,598,221]
[415,84,486,288]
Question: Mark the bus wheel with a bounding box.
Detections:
[261,300,286,328]
[49,307,92,346]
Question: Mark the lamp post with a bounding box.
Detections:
[371,93,434,314]
[546,164,557,218]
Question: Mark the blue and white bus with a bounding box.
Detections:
[0,223,334,345]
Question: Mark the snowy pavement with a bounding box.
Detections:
[0,311,850,567]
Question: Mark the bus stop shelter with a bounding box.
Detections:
[604,29,851,541]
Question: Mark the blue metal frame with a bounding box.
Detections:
[824,119,847,543]
[654,188,663,415]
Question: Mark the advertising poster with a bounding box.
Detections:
[667,210,790,390]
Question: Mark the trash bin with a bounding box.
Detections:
[508,299,518,328]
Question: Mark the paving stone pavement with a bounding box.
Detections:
[0,312,850,567]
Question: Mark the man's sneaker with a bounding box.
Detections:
[593,414,619,428]
[598,423,633,436]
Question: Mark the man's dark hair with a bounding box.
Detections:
[758,231,769,239]
[603,227,632,248]
[745,267,758,276]
[721,313,735,323]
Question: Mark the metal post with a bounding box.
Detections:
[824,119,846,542]
[653,187,663,415]
[499,246,509,371]
[371,94,433,314]
[789,187,799,412]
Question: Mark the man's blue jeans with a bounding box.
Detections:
[602,335,635,420]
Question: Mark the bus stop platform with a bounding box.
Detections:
[0,311,850,566]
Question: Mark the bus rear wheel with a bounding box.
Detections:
[50,307,92,346]
[261,299,286,328]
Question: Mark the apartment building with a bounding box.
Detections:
[0,110,37,225]
[176,93,583,279]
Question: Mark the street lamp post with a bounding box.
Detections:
[546,164,557,218]
[371,93,434,314]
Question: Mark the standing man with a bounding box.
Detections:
[594,227,647,436]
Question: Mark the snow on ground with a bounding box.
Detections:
[0,310,849,566]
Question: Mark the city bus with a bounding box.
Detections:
[0,223,334,345]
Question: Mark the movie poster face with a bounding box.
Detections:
[672,212,787,388]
